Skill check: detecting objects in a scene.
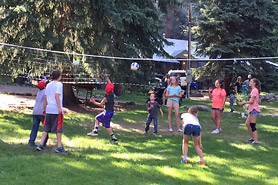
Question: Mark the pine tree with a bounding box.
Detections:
[193,0,278,92]
[0,0,173,104]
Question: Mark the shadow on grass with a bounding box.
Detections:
[1,110,278,185]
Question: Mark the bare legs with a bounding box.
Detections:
[168,107,181,130]
[182,135,204,160]
[211,110,223,130]
[245,114,258,142]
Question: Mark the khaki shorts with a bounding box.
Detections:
[167,99,179,109]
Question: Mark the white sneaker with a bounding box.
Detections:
[169,128,173,132]
[212,129,220,134]
[219,128,222,132]
[177,128,183,132]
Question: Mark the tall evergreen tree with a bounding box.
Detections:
[193,0,278,91]
[0,0,173,104]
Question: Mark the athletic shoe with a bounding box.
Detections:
[87,131,98,136]
[111,138,118,144]
[181,159,187,164]
[144,131,148,134]
[247,138,254,143]
[197,161,206,165]
[219,128,222,132]
[177,128,183,132]
[212,129,220,134]
[250,141,259,145]
[169,128,173,132]
[28,143,38,147]
[36,145,44,151]
[55,147,68,153]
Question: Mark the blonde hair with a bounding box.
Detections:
[170,76,178,86]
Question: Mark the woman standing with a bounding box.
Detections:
[209,80,226,134]
[239,78,261,144]
[166,76,182,132]
[235,76,243,94]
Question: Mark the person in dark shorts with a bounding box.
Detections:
[181,106,205,165]
[87,75,118,144]
[36,70,67,153]
[144,93,164,135]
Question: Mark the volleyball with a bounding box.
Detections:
[131,62,139,71]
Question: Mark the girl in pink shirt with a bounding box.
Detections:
[209,80,226,134]
[240,78,261,145]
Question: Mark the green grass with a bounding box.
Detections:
[0,99,278,185]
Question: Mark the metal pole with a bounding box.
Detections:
[187,3,192,98]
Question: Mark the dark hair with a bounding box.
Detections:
[216,79,224,89]
[189,106,198,115]
[51,70,61,80]
[251,78,261,94]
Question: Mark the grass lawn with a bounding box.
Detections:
[0,96,278,185]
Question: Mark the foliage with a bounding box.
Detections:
[1,102,278,184]
[193,0,278,91]
[0,0,173,85]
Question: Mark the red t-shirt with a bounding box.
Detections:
[212,88,226,109]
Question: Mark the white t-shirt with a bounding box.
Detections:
[181,113,201,128]
[33,89,45,115]
[45,81,63,114]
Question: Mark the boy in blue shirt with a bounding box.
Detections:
[28,81,49,147]
[144,93,164,135]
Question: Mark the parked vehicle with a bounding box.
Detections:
[167,70,187,88]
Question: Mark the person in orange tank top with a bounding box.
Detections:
[208,80,226,134]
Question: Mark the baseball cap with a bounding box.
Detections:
[37,81,46,90]
[105,83,114,94]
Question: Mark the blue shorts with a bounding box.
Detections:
[96,111,114,128]
[183,124,201,137]
[212,107,224,112]
[249,109,260,115]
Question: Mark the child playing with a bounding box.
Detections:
[239,78,261,145]
[165,76,182,132]
[36,70,67,153]
[28,80,49,147]
[181,106,205,165]
[144,93,164,135]
[229,90,235,113]
[87,75,118,144]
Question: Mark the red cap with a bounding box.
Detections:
[105,83,114,94]
[37,81,46,90]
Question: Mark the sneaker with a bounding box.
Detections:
[250,141,259,145]
[177,128,183,132]
[144,130,148,134]
[36,145,44,151]
[55,147,68,153]
[169,128,173,132]
[181,159,187,164]
[219,128,222,132]
[212,129,220,134]
[111,138,118,144]
[28,143,38,147]
[197,161,206,165]
[87,130,98,136]
[153,132,157,136]
[247,138,254,143]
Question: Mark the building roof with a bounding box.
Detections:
[153,38,208,63]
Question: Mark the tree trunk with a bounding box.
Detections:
[165,4,173,38]
[223,61,233,94]
[62,69,79,106]
[63,84,79,106]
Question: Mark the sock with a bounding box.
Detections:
[200,157,204,162]
[183,156,187,161]
[110,133,117,139]
[94,126,99,131]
